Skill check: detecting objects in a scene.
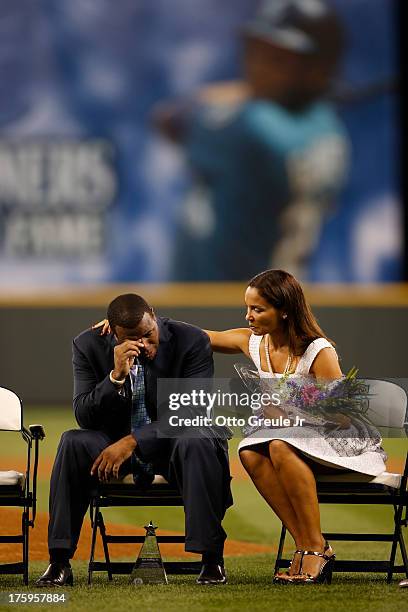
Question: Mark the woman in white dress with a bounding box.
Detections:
[205,269,387,584]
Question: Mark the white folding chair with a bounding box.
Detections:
[0,387,45,584]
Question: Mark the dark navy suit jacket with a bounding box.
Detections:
[72,317,214,444]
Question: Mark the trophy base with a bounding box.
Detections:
[131,557,168,585]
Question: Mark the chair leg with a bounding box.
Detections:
[98,512,113,581]
[274,524,287,576]
[88,502,99,585]
[22,510,29,586]
[388,504,405,583]
[398,522,408,578]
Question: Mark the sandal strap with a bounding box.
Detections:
[288,549,303,569]
[297,550,333,579]
[302,550,331,561]
[293,544,335,579]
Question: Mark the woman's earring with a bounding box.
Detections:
[282,313,288,320]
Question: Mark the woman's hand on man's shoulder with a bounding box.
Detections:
[204,327,251,355]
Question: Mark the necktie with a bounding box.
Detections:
[131,361,151,429]
[130,361,154,487]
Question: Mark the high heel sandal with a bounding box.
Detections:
[273,550,303,584]
[292,543,336,584]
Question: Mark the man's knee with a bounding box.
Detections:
[60,429,89,447]
[60,429,81,445]
[58,429,106,458]
[175,436,212,457]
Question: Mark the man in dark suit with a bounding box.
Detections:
[36,294,232,587]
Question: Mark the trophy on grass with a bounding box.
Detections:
[131,521,168,585]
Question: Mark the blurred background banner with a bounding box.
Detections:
[0,0,402,287]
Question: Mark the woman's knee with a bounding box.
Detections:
[268,440,294,467]
[239,449,270,478]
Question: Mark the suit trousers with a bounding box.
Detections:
[48,429,232,558]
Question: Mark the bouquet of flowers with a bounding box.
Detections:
[233,364,373,436]
[276,367,371,423]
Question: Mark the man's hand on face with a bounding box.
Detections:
[91,435,137,482]
[112,340,144,381]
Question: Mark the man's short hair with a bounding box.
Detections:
[107,294,153,330]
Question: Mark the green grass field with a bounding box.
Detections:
[0,406,407,611]
[2,559,408,612]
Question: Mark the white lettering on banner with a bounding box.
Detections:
[0,141,116,208]
[4,214,103,257]
[0,140,117,259]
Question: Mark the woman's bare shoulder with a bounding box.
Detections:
[310,346,342,379]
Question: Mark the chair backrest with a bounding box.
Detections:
[364,379,407,429]
[0,387,22,431]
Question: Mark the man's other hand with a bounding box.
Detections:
[91,435,137,482]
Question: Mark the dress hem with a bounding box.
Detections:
[237,430,387,477]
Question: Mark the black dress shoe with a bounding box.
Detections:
[196,563,227,585]
[35,563,73,587]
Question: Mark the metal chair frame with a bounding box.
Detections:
[88,482,201,584]
[274,459,408,582]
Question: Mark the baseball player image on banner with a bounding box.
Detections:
[157,0,349,281]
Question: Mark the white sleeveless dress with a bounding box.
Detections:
[237,335,387,477]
